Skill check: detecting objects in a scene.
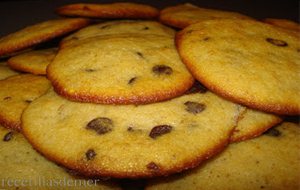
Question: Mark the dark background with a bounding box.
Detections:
[0,0,299,37]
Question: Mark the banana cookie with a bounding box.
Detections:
[146,122,300,190]
[0,62,19,80]
[60,20,175,48]
[48,35,194,104]
[177,19,300,115]
[159,3,252,28]
[7,48,57,75]
[0,125,120,190]
[0,18,90,57]
[0,74,51,131]
[56,2,159,19]
[22,88,240,178]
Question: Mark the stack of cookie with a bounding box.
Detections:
[0,2,299,190]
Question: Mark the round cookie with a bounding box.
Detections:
[0,125,120,190]
[159,3,252,29]
[48,35,194,104]
[176,19,300,115]
[146,122,300,190]
[0,18,90,57]
[264,18,300,32]
[231,108,282,142]
[7,48,57,75]
[0,74,51,131]
[60,20,176,48]
[56,2,159,19]
[22,89,240,178]
[0,61,19,80]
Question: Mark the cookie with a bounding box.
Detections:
[231,108,282,142]
[159,3,252,28]
[22,88,240,178]
[264,18,300,32]
[185,81,282,143]
[48,35,194,104]
[146,122,300,190]
[0,74,51,131]
[7,48,57,75]
[0,125,120,190]
[0,18,90,57]
[56,2,159,19]
[0,61,19,80]
[60,20,176,48]
[176,19,300,115]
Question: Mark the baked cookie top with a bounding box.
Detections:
[60,20,176,48]
[146,122,300,190]
[0,61,19,80]
[48,35,194,104]
[22,89,240,178]
[231,108,282,142]
[0,125,120,190]
[7,48,58,75]
[159,3,252,28]
[0,74,51,131]
[177,19,300,115]
[0,18,90,57]
[56,2,159,19]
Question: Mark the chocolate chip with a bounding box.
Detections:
[143,26,149,30]
[266,38,288,47]
[127,127,134,132]
[85,68,96,72]
[25,100,32,103]
[146,162,160,172]
[99,24,111,29]
[136,52,144,59]
[152,65,173,75]
[3,132,13,142]
[128,77,137,85]
[149,125,172,139]
[184,101,206,114]
[264,127,281,137]
[86,117,113,135]
[3,96,11,101]
[85,149,96,160]
[185,81,207,94]
[203,37,210,41]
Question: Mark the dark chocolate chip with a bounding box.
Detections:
[3,96,11,101]
[85,149,96,160]
[99,24,111,29]
[143,26,149,30]
[203,37,210,41]
[184,101,206,114]
[136,52,144,59]
[266,38,288,47]
[128,77,137,85]
[127,127,134,132]
[149,125,173,139]
[86,117,113,135]
[152,65,173,75]
[264,127,281,137]
[3,132,13,142]
[185,81,207,94]
[85,68,96,72]
[146,162,160,172]
[25,100,32,103]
